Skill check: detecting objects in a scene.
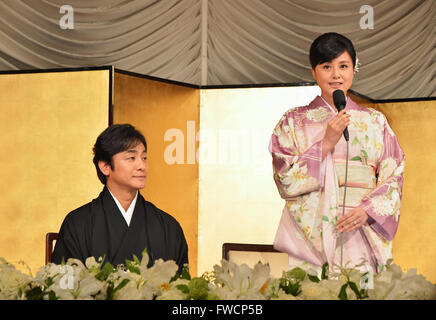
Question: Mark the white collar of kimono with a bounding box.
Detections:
[319,95,348,114]
[107,187,138,226]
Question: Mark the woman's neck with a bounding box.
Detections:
[320,92,347,111]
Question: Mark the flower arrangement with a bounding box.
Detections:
[0,251,435,300]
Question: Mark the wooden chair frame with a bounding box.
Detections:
[222,242,280,261]
[45,232,58,264]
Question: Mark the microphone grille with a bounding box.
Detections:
[333,90,346,111]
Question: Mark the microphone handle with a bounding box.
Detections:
[343,128,349,141]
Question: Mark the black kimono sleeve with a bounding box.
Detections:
[51,208,89,264]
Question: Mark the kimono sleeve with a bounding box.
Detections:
[269,110,325,199]
[359,115,405,241]
[161,212,189,273]
[172,225,189,273]
[51,214,84,264]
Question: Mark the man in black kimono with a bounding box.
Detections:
[51,124,188,272]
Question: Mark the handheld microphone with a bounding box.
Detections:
[333,90,349,141]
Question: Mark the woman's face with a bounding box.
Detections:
[311,51,354,101]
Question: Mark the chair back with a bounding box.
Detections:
[222,243,289,278]
[45,232,58,264]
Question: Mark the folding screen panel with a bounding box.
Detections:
[374,99,436,283]
[197,85,321,275]
[349,93,436,283]
[113,71,200,276]
[0,67,111,273]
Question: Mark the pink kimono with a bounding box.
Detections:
[270,96,405,275]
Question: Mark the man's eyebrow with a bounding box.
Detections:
[125,149,146,154]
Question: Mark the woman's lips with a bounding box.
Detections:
[329,82,343,89]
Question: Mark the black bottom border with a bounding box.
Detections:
[1,299,433,318]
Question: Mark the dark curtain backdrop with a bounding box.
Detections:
[0,0,434,99]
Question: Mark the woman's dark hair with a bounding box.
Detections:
[309,32,356,69]
[92,124,147,184]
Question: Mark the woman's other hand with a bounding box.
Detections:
[336,207,369,232]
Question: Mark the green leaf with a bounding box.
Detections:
[287,267,306,282]
[95,262,115,281]
[125,259,140,275]
[48,291,58,300]
[321,262,329,280]
[388,187,394,197]
[348,281,368,299]
[279,278,302,296]
[132,254,141,265]
[141,248,148,259]
[348,281,363,299]
[25,286,45,300]
[350,156,362,161]
[338,283,348,300]
[188,277,210,300]
[307,274,320,283]
[352,137,359,146]
[45,277,54,288]
[181,265,191,280]
[365,135,369,143]
[322,216,329,222]
[176,284,189,294]
[106,279,130,300]
[170,265,191,282]
[114,279,130,292]
[361,149,368,160]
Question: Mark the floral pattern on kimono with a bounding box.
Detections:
[269,96,405,275]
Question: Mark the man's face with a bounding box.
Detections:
[102,142,148,193]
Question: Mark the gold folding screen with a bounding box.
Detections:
[0,68,111,274]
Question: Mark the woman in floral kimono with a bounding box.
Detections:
[270,33,405,276]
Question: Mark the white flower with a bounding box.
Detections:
[295,129,308,151]
[271,289,302,300]
[35,263,62,285]
[1,252,435,301]
[276,123,294,149]
[34,258,106,300]
[142,259,178,290]
[111,271,144,300]
[211,260,272,300]
[379,158,398,183]
[300,278,342,300]
[156,278,189,300]
[281,162,319,196]
[370,192,400,218]
[0,258,32,299]
[300,280,326,299]
[354,57,361,73]
[368,263,436,300]
[306,107,329,122]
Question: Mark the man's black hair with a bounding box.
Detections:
[309,32,356,69]
[92,124,147,184]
